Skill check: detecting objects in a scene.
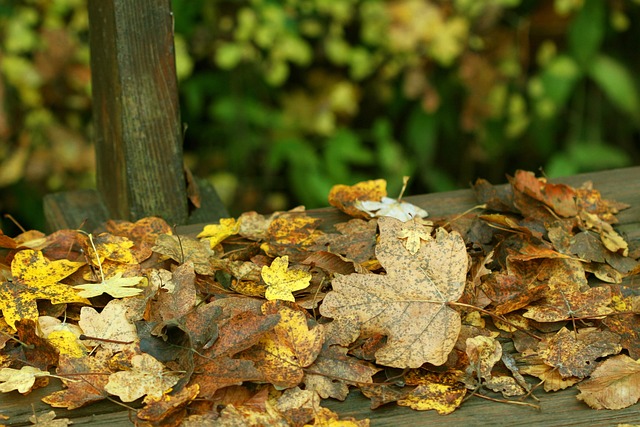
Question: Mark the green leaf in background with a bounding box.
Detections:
[546,141,631,177]
[537,55,582,114]
[568,0,606,67]
[588,54,640,119]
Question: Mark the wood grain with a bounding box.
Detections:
[88,0,187,223]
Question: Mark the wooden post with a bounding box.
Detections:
[88,0,187,223]
[43,0,227,231]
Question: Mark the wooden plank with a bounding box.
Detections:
[43,190,109,233]
[87,0,187,223]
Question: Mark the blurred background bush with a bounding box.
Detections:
[1,0,639,234]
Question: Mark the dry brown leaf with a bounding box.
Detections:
[320,216,467,368]
[577,354,640,409]
[542,327,622,378]
[104,353,181,402]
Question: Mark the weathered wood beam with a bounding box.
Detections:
[43,0,228,232]
[88,0,187,223]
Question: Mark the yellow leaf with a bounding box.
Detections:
[261,256,312,302]
[0,250,88,329]
[48,329,87,358]
[0,365,50,394]
[396,218,433,255]
[197,217,241,248]
[74,272,145,298]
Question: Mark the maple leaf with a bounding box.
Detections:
[104,353,181,402]
[74,271,144,298]
[576,354,640,409]
[276,387,321,427]
[28,410,71,427]
[239,304,324,388]
[198,217,241,248]
[320,216,467,368]
[355,197,429,221]
[465,335,502,381]
[152,233,215,275]
[106,216,173,262]
[262,256,312,302]
[136,383,200,427]
[78,300,138,352]
[510,170,578,217]
[0,365,50,393]
[43,352,112,409]
[304,342,380,401]
[260,212,325,259]
[541,327,622,378]
[0,250,88,329]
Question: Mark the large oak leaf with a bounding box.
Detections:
[320,216,467,368]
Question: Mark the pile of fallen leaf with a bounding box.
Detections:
[1,170,639,426]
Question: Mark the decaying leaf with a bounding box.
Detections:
[397,370,466,414]
[239,304,324,388]
[78,300,138,352]
[28,410,72,427]
[320,216,467,368]
[0,365,50,393]
[0,249,87,329]
[104,353,181,402]
[577,354,640,409]
[542,327,622,378]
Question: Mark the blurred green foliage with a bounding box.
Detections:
[1,0,639,234]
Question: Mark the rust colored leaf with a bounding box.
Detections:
[191,356,264,399]
[511,170,578,217]
[106,216,172,262]
[14,319,59,371]
[136,383,200,427]
[321,217,467,368]
[304,343,380,401]
[43,353,112,409]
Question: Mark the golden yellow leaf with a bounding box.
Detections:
[0,250,88,329]
[48,329,87,358]
[262,256,312,302]
[239,304,324,388]
[0,365,50,393]
[197,217,241,248]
